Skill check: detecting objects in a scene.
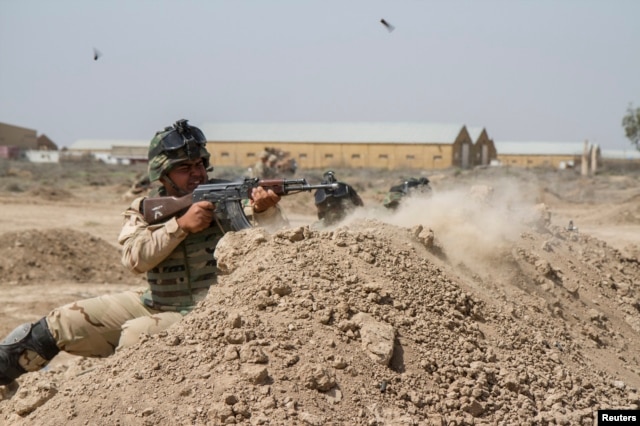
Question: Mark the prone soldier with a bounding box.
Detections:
[383,177,432,210]
[312,171,364,229]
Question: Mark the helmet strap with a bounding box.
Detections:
[161,175,189,197]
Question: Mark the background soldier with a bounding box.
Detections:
[266,154,279,178]
[251,150,271,179]
[312,171,364,228]
[383,177,432,210]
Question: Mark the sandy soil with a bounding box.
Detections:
[0,160,639,425]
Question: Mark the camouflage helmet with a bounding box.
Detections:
[382,191,404,209]
[148,119,210,182]
[321,170,337,184]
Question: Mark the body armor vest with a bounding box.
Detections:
[143,225,223,312]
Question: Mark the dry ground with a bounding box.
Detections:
[0,159,639,425]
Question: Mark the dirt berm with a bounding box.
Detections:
[2,214,640,425]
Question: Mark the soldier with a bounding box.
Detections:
[0,119,285,386]
[251,150,271,179]
[383,177,432,210]
[122,173,153,200]
[312,171,364,228]
[264,154,279,179]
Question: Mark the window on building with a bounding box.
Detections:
[247,153,256,158]
[220,152,230,157]
[433,155,442,161]
[299,153,307,158]
[351,153,361,159]
[406,154,415,160]
[378,154,388,159]
[325,153,334,159]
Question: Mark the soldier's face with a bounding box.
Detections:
[164,159,207,195]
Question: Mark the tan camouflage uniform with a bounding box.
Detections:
[251,160,268,179]
[45,127,286,359]
[251,151,272,179]
[46,197,284,358]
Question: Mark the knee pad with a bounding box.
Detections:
[0,318,60,385]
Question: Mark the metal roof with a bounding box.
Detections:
[68,139,148,151]
[495,141,589,155]
[600,149,640,160]
[199,122,466,144]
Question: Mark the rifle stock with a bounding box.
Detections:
[141,177,338,227]
[142,194,192,225]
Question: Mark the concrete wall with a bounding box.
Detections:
[25,150,60,163]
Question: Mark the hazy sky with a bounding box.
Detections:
[1,0,638,150]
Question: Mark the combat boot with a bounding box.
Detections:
[0,317,60,385]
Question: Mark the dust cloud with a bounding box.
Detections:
[347,177,544,273]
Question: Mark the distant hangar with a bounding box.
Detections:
[200,122,496,170]
[16,120,637,170]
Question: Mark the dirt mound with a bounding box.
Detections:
[0,229,140,285]
[3,210,639,424]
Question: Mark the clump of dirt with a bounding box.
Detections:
[2,211,639,425]
[0,229,141,285]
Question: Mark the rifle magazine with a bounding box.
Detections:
[214,200,253,233]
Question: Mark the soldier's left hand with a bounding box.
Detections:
[251,187,281,213]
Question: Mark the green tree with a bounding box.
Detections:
[622,104,640,150]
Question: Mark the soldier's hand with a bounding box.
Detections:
[251,187,281,213]
[177,201,215,233]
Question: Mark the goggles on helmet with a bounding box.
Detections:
[149,119,207,159]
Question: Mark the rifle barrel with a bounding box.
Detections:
[285,183,339,193]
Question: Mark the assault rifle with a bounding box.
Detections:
[142,177,338,231]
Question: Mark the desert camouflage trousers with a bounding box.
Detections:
[45,288,184,358]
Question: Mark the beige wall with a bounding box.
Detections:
[0,123,38,149]
[497,154,579,168]
[341,145,367,168]
[111,146,147,158]
[207,141,456,170]
[213,142,263,168]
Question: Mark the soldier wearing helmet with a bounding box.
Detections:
[0,119,284,386]
[251,150,272,179]
[267,154,279,176]
[312,171,364,229]
[383,176,432,210]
